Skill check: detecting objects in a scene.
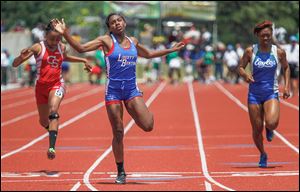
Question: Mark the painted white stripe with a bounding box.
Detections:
[214,81,299,154]
[70,181,81,191]
[1,98,35,110]
[205,181,212,191]
[1,90,34,101]
[1,87,102,127]
[280,99,299,111]
[1,101,105,160]
[80,82,166,191]
[188,82,235,191]
[1,84,90,110]
[2,171,298,183]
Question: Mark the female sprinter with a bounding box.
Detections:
[237,20,290,168]
[12,21,92,160]
[51,13,185,184]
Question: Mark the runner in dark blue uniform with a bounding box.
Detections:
[238,20,290,168]
[52,13,185,184]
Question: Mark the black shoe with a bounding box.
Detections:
[115,172,126,184]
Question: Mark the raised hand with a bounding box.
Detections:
[20,48,33,60]
[51,18,66,35]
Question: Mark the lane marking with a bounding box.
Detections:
[1,101,105,160]
[205,181,212,191]
[188,82,235,191]
[1,87,102,127]
[70,181,81,191]
[81,82,166,191]
[1,84,90,110]
[280,99,299,111]
[214,82,299,154]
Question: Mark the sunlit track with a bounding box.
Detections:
[188,82,234,191]
[1,86,104,127]
[82,82,167,191]
[1,83,87,101]
[1,84,94,110]
[1,101,105,160]
[1,82,298,191]
[1,87,32,96]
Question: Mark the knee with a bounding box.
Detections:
[265,120,279,131]
[142,116,154,132]
[252,126,263,136]
[143,124,153,132]
[39,119,49,128]
[49,111,60,121]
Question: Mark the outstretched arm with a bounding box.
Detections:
[51,18,103,53]
[278,48,290,99]
[64,55,92,73]
[237,47,255,83]
[12,44,40,67]
[62,45,92,72]
[134,38,185,59]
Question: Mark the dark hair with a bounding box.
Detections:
[253,20,273,35]
[45,21,55,34]
[105,12,126,28]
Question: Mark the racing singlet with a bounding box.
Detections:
[104,33,142,103]
[249,44,280,95]
[35,41,64,84]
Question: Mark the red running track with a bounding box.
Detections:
[1,82,299,191]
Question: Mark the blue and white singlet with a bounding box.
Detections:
[248,44,280,104]
[104,33,142,105]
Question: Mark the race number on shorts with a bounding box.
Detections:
[55,89,63,98]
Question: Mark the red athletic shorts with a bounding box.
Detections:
[35,80,66,105]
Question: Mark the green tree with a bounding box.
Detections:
[216,1,299,45]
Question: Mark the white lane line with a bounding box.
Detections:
[205,181,212,191]
[1,84,90,110]
[1,101,105,160]
[214,81,299,154]
[188,82,235,191]
[70,181,81,191]
[1,87,102,127]
[280,99,299,111]
[80,82,166,191]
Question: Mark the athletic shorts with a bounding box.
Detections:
[248,91,279,105]
[289,63,299,79]
[35,81,66,105]
[105,80,142,105]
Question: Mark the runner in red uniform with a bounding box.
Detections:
[12,21,92,160]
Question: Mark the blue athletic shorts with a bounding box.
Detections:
[248,92,279,105]
[105,80,143,105]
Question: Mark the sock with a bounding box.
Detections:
[49,130,58,149]
[116,162,125,174]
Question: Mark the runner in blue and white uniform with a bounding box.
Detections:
[104,33,142,105]
[52,13,185,184]
[238,20,290,168]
